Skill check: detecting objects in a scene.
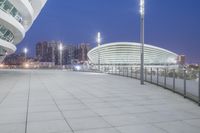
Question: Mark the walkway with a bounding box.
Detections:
[0,69,200,133]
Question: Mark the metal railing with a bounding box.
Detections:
[75,65,200,106]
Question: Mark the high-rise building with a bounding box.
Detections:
[36,41,91,65]
[36,41,60,65]
[0,0,47,63]
[48,41,59,64]
[36,41,53,62]
[178,55,186,65]
[63,43,91,64]
[78,43,91,62]
[4,53,25,65]
[63,44,76,65]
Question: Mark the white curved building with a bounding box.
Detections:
[88,42,178,66]
[0,0,47,62]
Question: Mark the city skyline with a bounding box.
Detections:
[35,41,90,65]
[17,0,200,63]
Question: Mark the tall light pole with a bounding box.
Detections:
[24,48,28,62]
[97,32,101,47]
[97,32,101,71]
[59,43,63,66]
[140,0,145,85]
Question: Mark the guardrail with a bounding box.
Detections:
[75,65,200,106]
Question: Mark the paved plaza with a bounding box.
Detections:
[0,69,200,133]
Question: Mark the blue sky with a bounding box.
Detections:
[17,0,200,63]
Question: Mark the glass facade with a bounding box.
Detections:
[0,24,14,42]
[0,0,23,24]
[0,47,6,56]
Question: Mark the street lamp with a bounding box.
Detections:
[59,43,63,66]
[23,48,28,62]
[140,0,145,85]
[97,32,101,71]
[97,32,101,46]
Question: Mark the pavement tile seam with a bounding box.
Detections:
[46,71,200,131]
[44,75,121,132]
[0,77,20,105]
[72,127,121,133]
[0,122,25,126]
[38,76,75,133]
[182,118,200,129]
[1,70,200,133]
[25,71,32,133]
[152,120,200,133]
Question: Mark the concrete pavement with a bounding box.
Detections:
[0,69,200,133]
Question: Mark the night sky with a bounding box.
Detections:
[17,0,200,63]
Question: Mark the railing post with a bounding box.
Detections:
[107,65,112,74]
[136,68,138,79]
[199,71,200,106]
[173,69,176,92]
[184,69,186,98]
[119,65,120,75]
[120,65,121,76]
[125,67,127,77]
[145,68,147,81]
[110,65,112,74]
[118,66,119,75]
[117,65,119,75]
[116,65,117,75]
[131,67,133,78]
[99,64,101,72]
[117,65,118,75]
[122,66,123,76]
[126,67,127,77]
[113,65,114,74]
[114,65,115,75]
[157,68,159,85]
[108,65,109,73]
[118,65,120,76]
[127,67,129,77]
[112,65,114,74]
[125,67,126,77]
[151,68,153,83]
[123,67,124,76]
[164,68,167,87]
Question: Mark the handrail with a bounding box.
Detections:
[74,64,200,106]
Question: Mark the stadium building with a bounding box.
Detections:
[0,0,47,62]
[88,42,178,68]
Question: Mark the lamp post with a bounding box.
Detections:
[97,32,101,71]
[24,48,28,62]
[59,43,63,66]
[140,0,145,85]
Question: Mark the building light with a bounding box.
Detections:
[24,48,28,54]
[0,64,4,68]
[24,63,30,68]
[75,65,81,71]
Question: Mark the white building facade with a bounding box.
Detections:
[88,42,178,67]
[0,0,47,62]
